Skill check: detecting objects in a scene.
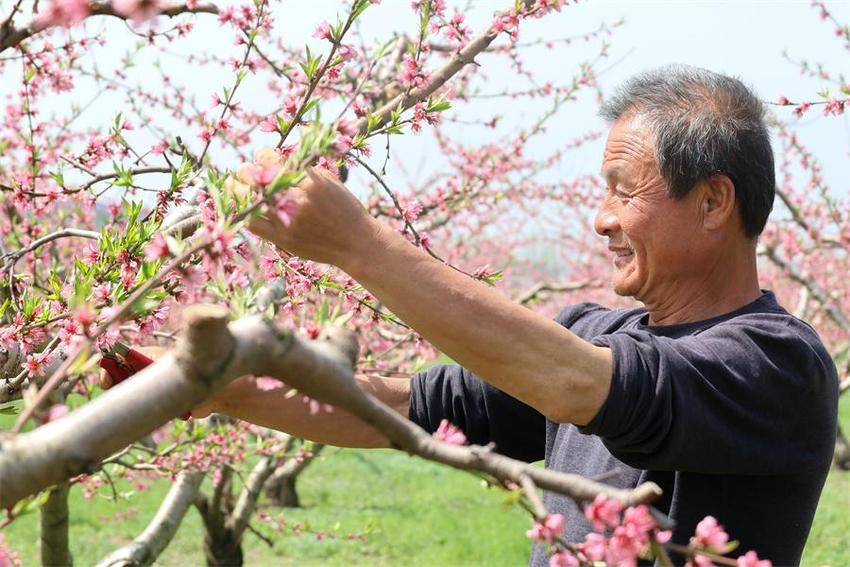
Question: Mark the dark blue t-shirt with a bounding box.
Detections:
[408,291,838,565]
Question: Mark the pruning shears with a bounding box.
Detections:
[99,340,191,420]
[99,340,155,386]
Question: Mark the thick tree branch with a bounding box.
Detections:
[0,304,661,510]
[96,470,206,567]
[225,456,277,541]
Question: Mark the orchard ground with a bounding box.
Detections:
[2,394,848,565]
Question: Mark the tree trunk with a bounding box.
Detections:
[203,528,244,567]
[40,482,73,567]
[264,444,324,508]
[835,422,850,470]
[198,496,244,567]
[266,473,300,508]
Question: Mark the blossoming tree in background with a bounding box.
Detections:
[764,0,849,469]
[0,0,844,565]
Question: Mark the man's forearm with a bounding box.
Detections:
[340,221,613,425]
[195,373,411,448]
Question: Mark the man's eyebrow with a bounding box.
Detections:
[600,167,618,181]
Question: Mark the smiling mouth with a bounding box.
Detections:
[612,249,634,266]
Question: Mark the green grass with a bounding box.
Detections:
[800,392,850,567]
[2,449,532,566]
[2,396,848,565]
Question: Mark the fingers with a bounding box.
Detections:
[247,215,280,243]
[99,369,114,390]
[305,166,322,184]
[190,400,214,419]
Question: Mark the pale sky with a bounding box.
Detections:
[4,0,847,203]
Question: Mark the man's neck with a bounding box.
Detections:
[642,244,762,326]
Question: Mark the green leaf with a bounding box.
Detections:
[302,98,320,118]
[268,171,304,193]
[479,269,504,286]
[300,45,322,81]
[366,112,381,134]
[426,98,451,113]
[48,170,65,187]
[112,163,134,188]
[0,403,19,415]
[316,299,330,325]
[352,0,373,19]
[330,21,343,42]
[276,115,291,133]
[372,37,397,59]
[140,259,159,279]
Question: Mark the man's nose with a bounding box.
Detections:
[594,196,620,236]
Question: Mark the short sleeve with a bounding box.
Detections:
[580,318,838,473]
[409,364,545,462]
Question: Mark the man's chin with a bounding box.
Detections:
[611,277,637,298]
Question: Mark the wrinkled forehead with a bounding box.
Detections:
[601,114,658,178]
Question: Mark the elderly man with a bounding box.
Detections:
[194,65,838,564]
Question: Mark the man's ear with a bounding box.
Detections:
[700,175,736,231]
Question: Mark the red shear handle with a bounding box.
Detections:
[123,348,154,372]
[99,348,191,420]
[98,356,133,385]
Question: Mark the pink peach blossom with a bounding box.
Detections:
[525,513,566,544]
[432,419,467,445]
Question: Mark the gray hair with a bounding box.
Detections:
[599,64,775,237]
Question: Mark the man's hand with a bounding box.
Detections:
[241,160,379,269]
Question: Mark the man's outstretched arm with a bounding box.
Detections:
[101,347,410,448]
[192,373,411,448]
[248,168,613,425]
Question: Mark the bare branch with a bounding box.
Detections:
[516,280,601,306]
[0,227,100,270]
[0,2,218,54]
[761,244,850,329]
[354,3,519,136]
[518,473,547,521]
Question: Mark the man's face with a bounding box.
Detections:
[595,115,704,303]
